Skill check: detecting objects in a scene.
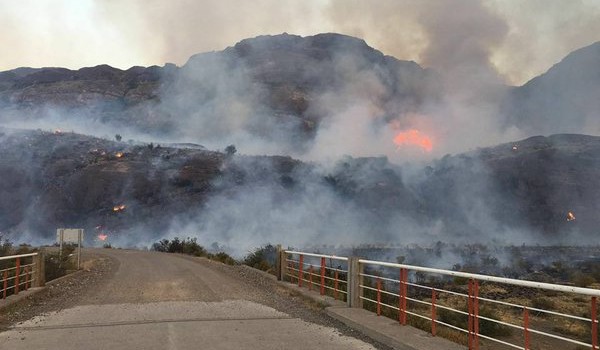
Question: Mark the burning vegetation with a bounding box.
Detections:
[112,204,126,213]
[393,129,433,152]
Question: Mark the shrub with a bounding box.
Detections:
[572,272,595,288]
[209,252,236,265]
[531,297,556,311]
[151,237,207,257]
[243,244,277,272]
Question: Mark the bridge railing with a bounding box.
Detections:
[277,248,600,350]
[0,253,42,300]
[282,250,349,301]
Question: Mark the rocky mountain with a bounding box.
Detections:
[0,34,599,248]
[502,41,600,135]
[0,33,440,151]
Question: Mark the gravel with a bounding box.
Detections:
[0,250,393,350]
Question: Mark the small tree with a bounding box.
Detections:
[115,134,122,142]
[225,145,237,156]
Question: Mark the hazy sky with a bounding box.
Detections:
[1,0,599,85]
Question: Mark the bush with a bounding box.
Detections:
[531,297,556,312]
[151,237,207,257]
[243,244,277,272]
[0,236,13,257]
[572,272,595,288]
[208,252,236,265]
[152,237,236,264]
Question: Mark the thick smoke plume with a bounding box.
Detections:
[0,2,599,265]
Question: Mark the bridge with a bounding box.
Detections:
[1,248,599,349]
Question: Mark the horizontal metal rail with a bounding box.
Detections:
[285,250,348,261]
[359,259,600,349]
[284,252,348,301]
[360,258,600,297]
[1,253,38,299]
[0,253,37,261]
[282,249,600,350]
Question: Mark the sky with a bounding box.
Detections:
[1,0,599,85]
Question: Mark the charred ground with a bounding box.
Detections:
[1,128,599,246]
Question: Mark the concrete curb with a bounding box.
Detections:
[276,280,465,350]
[0,287,46,311]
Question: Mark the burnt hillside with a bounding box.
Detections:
[1,129,599,246]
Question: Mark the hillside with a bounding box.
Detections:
[0,33,440,151]
[0,34,599,248]
[502,41,600,135]
[1,128,599,247]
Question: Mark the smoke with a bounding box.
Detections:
[2,1,599,86]
[0,2,599,270]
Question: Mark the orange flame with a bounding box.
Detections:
[115,152,124,158]
[566,211,576,222]
[113,204,126,212]
[98,234,108,241]
[393,129,433,152]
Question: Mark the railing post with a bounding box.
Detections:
[474,280,479,350]
[309,265,313,291]
[37,251,46,287]
[399,268,408,325]
[592,296,598,350]
[15,257,20,295]
[298,254,304,288]
[376,278,382,316]
[524,307,530,350]
[347,257,362,308]
[320,257,325,296]
[276,245,283,281]
[431,288,437,336]
[468,279,480,350]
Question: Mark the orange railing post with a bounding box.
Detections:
[320,257,325,296]
[468,280,473,350]
[377,278,382,316]
[592,297,598,350]
[468,279,480,350]
[524,307,530,350]
[298,255,304,288]
[15,257,20,295]
[431,288,437,336]
[399,268,408,325]
[474,280,479,350]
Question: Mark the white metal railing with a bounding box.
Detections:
[284,251,348,301]
[1,253,38,299]
[279,249,600,350]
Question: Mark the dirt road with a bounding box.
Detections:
[0,248,390,349]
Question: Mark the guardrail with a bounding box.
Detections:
[282,250,349,301]
[0,253,43,300]
[277,248,600,350]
